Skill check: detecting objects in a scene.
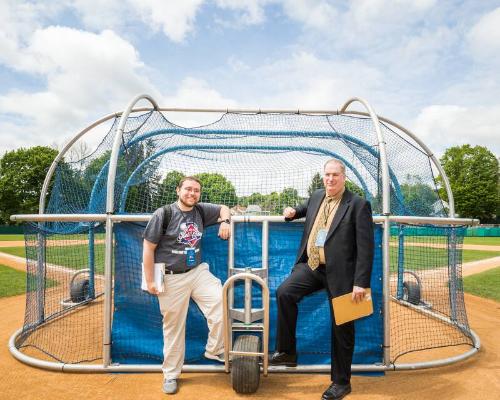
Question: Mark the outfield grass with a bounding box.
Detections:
[0,241,496,274]
[0,264,27,297]
[463,267,500,302]
[389,247,499,271]
[390,235,500,246]
[0,244,105,274]
[0,264,59,298]
[464,237,500,246]
[0,234,24,241]
[0,233,106,242]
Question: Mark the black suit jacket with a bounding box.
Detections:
[290,189,374,298]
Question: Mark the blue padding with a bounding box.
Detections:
[111,222,383,367]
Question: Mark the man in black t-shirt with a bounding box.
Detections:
[143,176,231,395]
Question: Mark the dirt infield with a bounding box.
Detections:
[1,292,499,399]
[1,242,499,399]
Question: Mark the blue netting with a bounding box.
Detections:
[111,222,383,366]
[45,111,448,228]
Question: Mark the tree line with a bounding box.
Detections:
[0,144,498,224]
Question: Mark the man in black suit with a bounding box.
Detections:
[270,158,374,400]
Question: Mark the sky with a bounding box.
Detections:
[0,0,499,158]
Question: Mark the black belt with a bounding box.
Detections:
[164,266,193,275]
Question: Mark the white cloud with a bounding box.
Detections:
[282,0,436,47]
[215,0,269,25]
[239,51,384,109]
[281,0,338,33]
[131,0,204,42]
[159,77,238,127]
[413,105,500,156]
[0,27,159,154]
[0,0,62,66]
[467,7,500,64]
[70,0,205,43]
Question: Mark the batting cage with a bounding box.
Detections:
[10,95,479,375]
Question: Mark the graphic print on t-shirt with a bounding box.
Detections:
[177,222,202,247]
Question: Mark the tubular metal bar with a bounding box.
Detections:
[9,214,480,226]
[102,94,159,367]
[244,269,252,324]
[340,97,392,368]
[102,216,113,366]
[343,110,456,217]
[222,273,270,376]
[9,322,479,373]
[262,220,269,276]
[382,216,391,364]
[106,94,159,214]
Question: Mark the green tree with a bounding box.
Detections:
[239,192,266,207]
[439,145,499,221]
[0,146,58,224]
[308,172,324,196]
[400,175,440,216]
[151,170,186,209]
[195,172,238,206]
[345,180,365,198]
[308,172,365,198]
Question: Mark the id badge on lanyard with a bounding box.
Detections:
[186,247,196,267]
[315,228,328,248]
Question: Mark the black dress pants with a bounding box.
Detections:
[275,262,355,385]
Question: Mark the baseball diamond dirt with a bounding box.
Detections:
[0,252,499,399]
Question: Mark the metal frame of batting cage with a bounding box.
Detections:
[9,94,480,373]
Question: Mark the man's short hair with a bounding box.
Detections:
[323,158,346,174]
[177,176,202,189]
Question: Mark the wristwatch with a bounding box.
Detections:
[222,219,230,224]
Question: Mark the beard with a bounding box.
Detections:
[178,196,198,209]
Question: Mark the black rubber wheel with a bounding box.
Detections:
[231,335,261,394]
[403,281,421,305]
[70,278,90,303]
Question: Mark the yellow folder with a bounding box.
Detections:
[332,289,373,325]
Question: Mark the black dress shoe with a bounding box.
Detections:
[268,351,297,367]
[321,383,352,400]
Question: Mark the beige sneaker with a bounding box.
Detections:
[162,378,178,394]
[204,351,225,362]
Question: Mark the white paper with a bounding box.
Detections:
[141,263,165,293]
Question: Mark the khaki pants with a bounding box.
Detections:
[157,262,224,380]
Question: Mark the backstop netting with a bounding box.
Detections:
[15,110,473,367]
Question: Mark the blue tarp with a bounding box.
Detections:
[111,222,383,367]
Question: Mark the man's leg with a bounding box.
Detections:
[275,263,325,355]
[330,305,355,385]
[321,295,354,400]
[157,274,192,380]
[190,263,224,357]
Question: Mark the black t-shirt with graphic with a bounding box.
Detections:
[143,202,221,271]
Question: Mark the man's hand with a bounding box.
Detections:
[218,221,231,240]
[352,286,367,303]
[147,281,159,296]
[283,207,296,219]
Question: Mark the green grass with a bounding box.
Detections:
[0,244,105,274]
[0,234,24,241]
[0,264,27,297]
[463,267,500,302]
[0,264,59,298]
[389,246,499,272]
[0,233,106,242]
[464,237,500,246]
[462,250,500,263]
[390,235,500,246]
[0,247,25,257]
